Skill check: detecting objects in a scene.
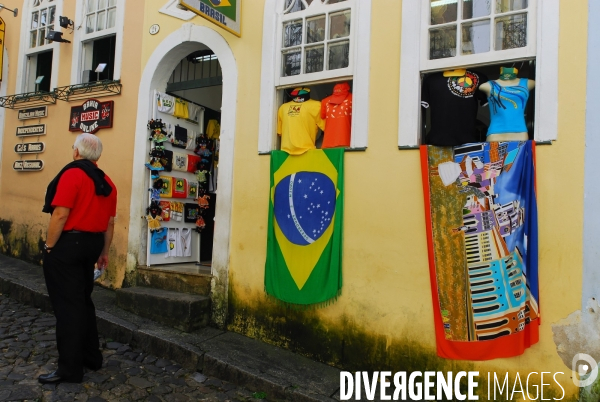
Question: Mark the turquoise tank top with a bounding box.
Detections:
[486,78,530,135]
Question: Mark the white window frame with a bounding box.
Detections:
[16,0,63,93]
[70,0,126,85]
[277,1,355,87]
[258,0,371,153]
[398,0,559,146]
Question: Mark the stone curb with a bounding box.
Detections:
[0,256,340,402]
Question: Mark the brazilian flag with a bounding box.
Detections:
[265,148,344,306]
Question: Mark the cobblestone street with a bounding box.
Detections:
[0,294,260,402]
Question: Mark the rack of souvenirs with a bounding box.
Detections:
[144,117,217,255]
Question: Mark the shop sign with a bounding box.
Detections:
[178,0,241,37]
[14,142,45,154]
[69,99,114,134]
[13,159,44,172]
[18,106,48,120]
[16,124,46,137]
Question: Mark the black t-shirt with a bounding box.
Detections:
[421,70,488,146]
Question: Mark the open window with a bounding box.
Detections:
[258,0,371,153]
[19,0,60,93]
[70,0,124,85]
[398,0,559,147]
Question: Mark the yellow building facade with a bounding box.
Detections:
[0,0,590,399]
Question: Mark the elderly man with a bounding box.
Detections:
[39,133,117,384]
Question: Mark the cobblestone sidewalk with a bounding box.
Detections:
[0,294,262,402]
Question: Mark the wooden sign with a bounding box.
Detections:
[18,106,48,120]
[14,142,45,154]
[16,124,46,137]
[69,99,114,134]
[13,159,44,171]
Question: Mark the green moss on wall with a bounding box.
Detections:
[227,281,578,401]
[0,219,45,265]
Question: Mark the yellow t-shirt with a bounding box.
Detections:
[173,98,189,119]
[277,100,325,155]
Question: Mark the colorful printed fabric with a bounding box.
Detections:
[421,141,539,360]
[157,176,172,198]
[159,201,171,221]
[265,148,344,306]
[172,177,187,198]
[172,152,188,172]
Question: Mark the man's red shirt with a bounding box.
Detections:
[52,167,117,232]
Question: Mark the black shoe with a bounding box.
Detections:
[38,370,80,384]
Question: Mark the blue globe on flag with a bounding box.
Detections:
[274,171,336,246]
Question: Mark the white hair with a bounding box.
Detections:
[73,133,103,161]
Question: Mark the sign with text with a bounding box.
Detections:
[69,99,114,134]
[13,159,44,171]
[14,142,45,154]
[179,0,241,37]
[16,124,46,137]
[18,106,48,120]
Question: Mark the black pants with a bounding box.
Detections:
[42,232,104,381]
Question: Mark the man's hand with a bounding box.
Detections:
[97,254,109,270]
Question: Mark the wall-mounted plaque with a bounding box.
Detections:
[16,124,46,137]
[14,142,45,154]
[69,99,114,134]
[18,106,48,120]
[13,159,44,171]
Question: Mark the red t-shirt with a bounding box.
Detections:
[52,167,117,232]
[320,92,353,148]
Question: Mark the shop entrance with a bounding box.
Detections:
[145,46,223,272]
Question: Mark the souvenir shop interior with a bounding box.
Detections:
[144,49,222,273]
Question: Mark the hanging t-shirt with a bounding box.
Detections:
[167,228,179,257]
[188,103,202,123]
[156,92,175,115]
[173,98,189,119]
[277,99,325,155]
[320,82,353,148]
[173,126,188,149]
[179,228,192,257]
[184,203,199,223]
[172,177,187,198]
[206,119,220,140]
[172,152,188,172]
[421,70,488,146]
[157,176,172,198]
[150,228,168,254]
[159,201,171,221]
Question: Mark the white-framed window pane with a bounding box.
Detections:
[326,0,348,4]
[97,11,106,31]
[30,31,37,48]
[496,0,528,13]
[39,27,46,46]
[107,8,116,29]
[99,0,107,9]
[306,15,325,44]
[328,40,349,70]
[282,49,301,76]
[40,9,47,26]
[108,0,116,6]
[283,20,303,48]
[329,10,351,39]
[31,11,39,29]
[495,13,527,50]
[431,0,457,25]
[87,0,98,13]
[33,0,41,6]
[463,0,491,19]
[86,14,95,33]
[305,45,324,73]
[49,7,56,24]
[429,25,457,59]
[462,19,491,54]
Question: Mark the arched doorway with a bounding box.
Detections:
[127,24,237,327]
